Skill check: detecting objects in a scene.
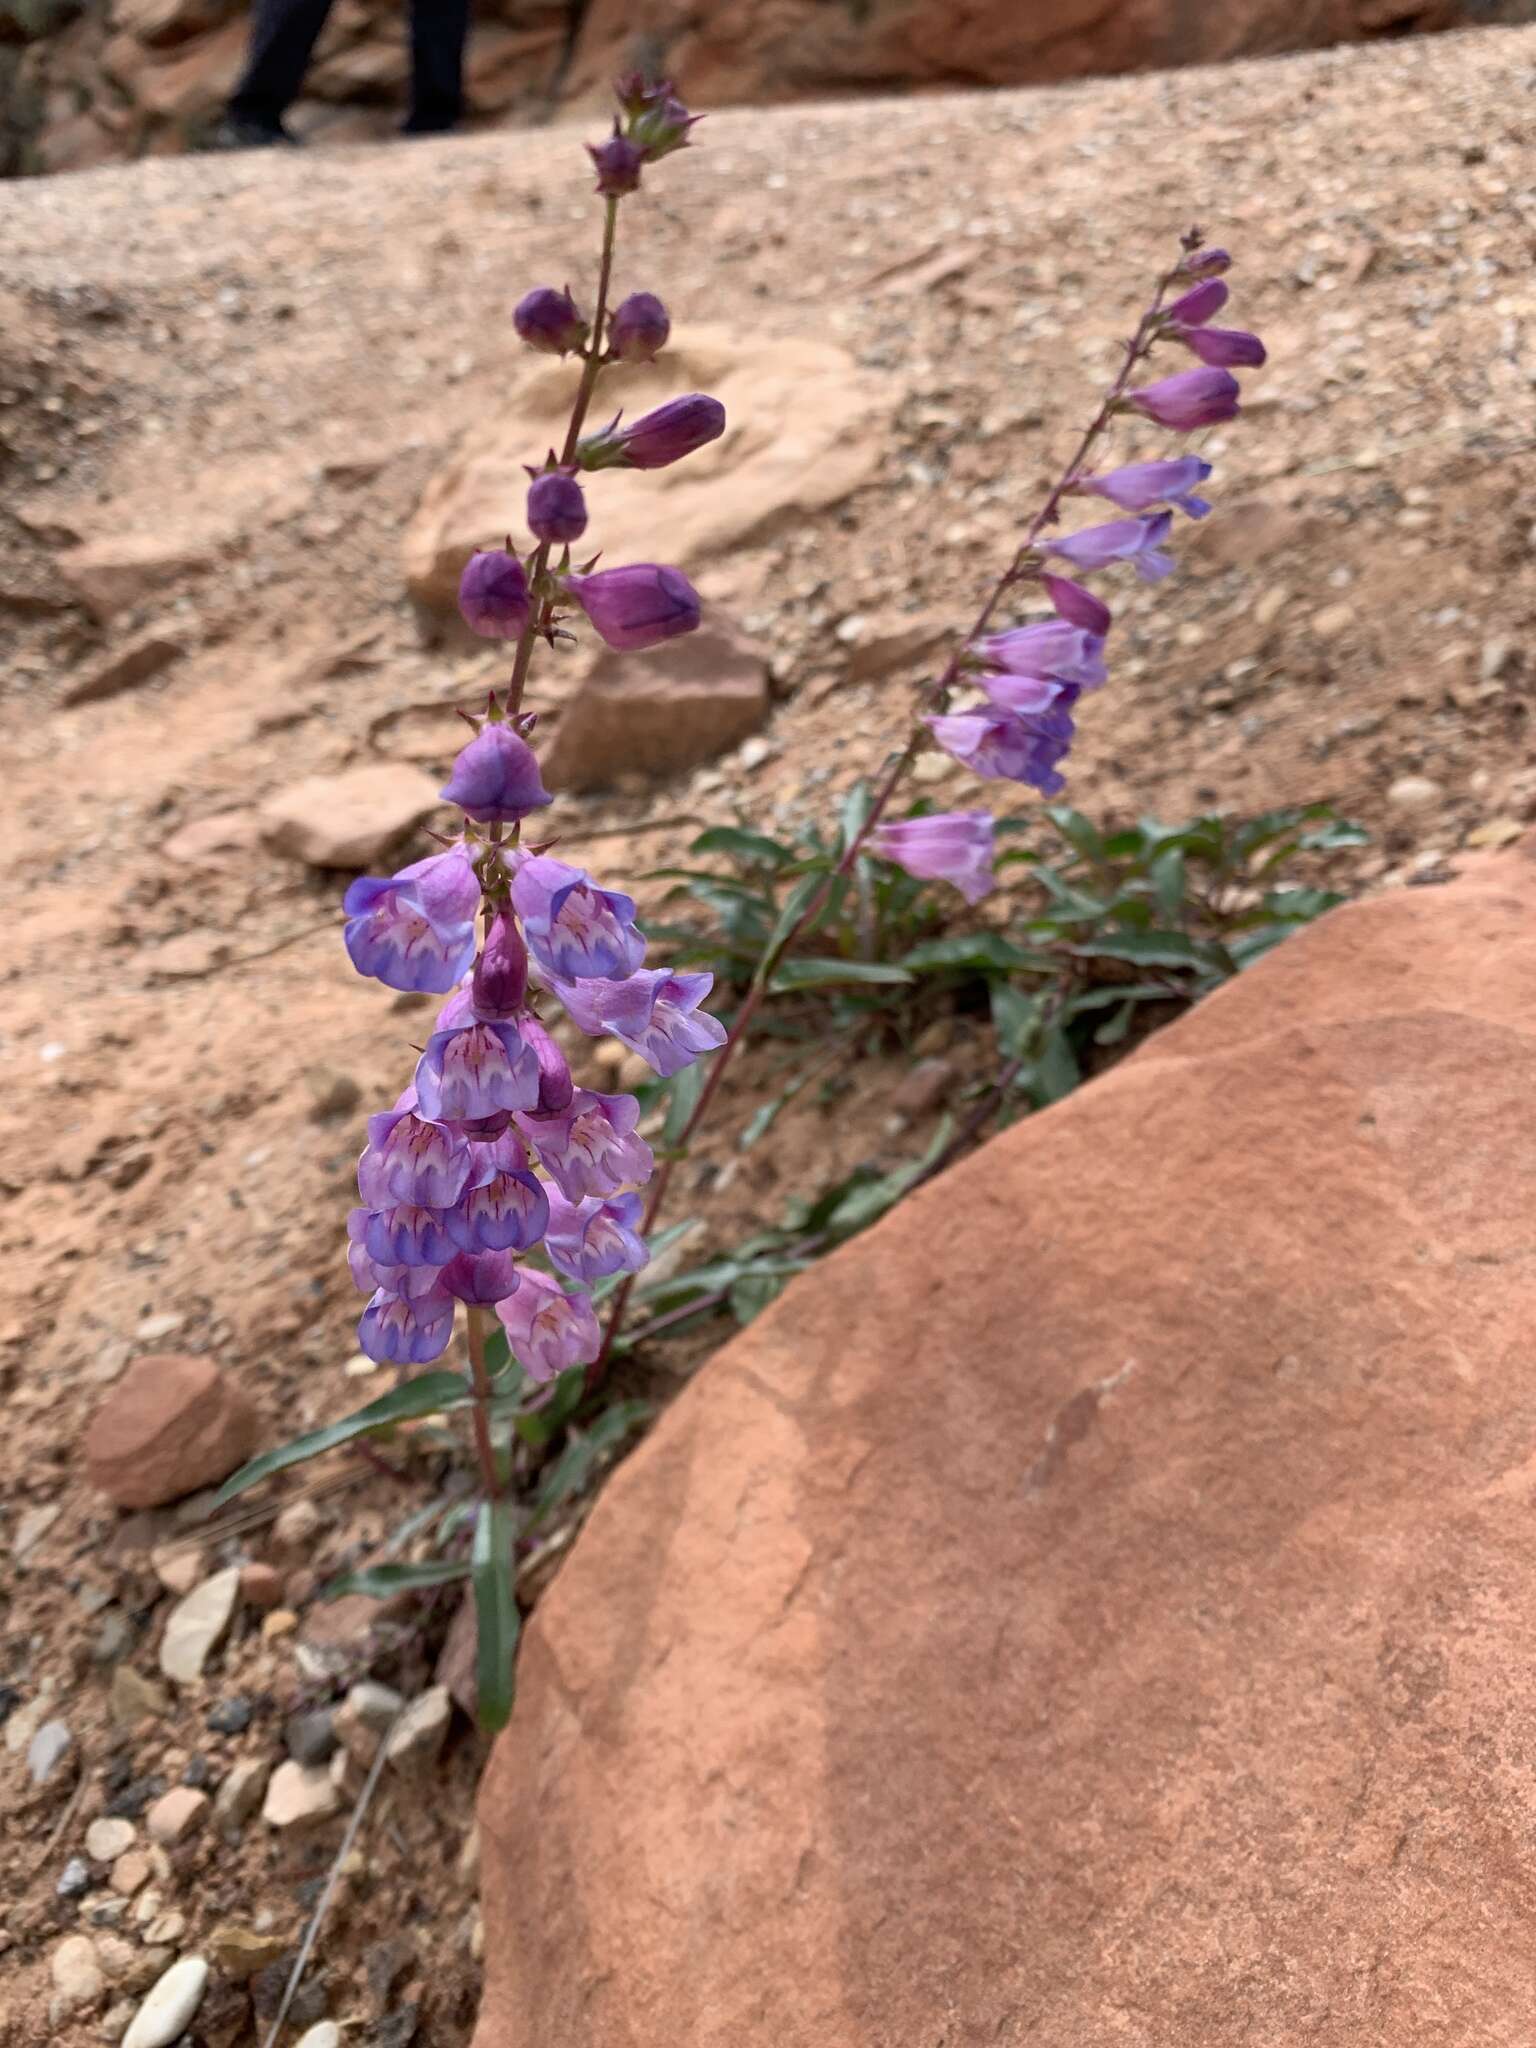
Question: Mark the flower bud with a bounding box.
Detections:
[513,285,587,357]
[458,549,530,639]
[610,291,670,362]
[1164,278,1229,328]
[1042,573,1113,638]
[440,724,552,824]
[526,470,589,546]
[520,1013,576,1115]
[471,913,530,1020]
[631,91,700,162]
[577,393,725,472]
[562,563,701,651]
[1175,325,1268,369]
[1126,368,1241,431]
[613,70,658,118]
[1179,247,1232,277]
[588,124,645,197]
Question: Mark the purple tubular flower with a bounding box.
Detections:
[363,1203,459,1268]
[865,811,995,906]
[516,1089,654,1202]
[439,1250,521,1305]
[1128,368,1241,430]
[519,1013,575,1114]
[1043,573,1113,637]
[414,1019,540,1123]
[444,1167,548,1253]
[973,621,1107,688]
[927,691,1078,797]
[1175,325,1267,369]
[470,914,530,1021]
[342,846,481,995]
[440,723,552,824]
[588,124,645,196]
[512,855,645,982]
[983,673,1077,716]
[1075,457,1213,520]
[563,564,701,651]
[359,1286,456,1366]
[357,1102,472,1209]
[552,968,726,1079]
[609,291,670,362]
[526,470,588,546]
[544,1190,649,1285]
[1165,279,1229,327]
[1179,247,1232,277]
[1045,512,1175,583]
[346,1209,449,1298]
[513,286,587,356]
[496,1268,601,1384]
[458,550,531,640]
[579,394,726,472]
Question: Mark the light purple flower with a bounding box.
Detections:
[346,1209,450,1298]
[516,1089,654,1202]
[1127,368,1241,430]
[1164,279,1229,327]
[439,1248,522,1305]
[458,550,531,640]
[357,1099,473,1209]
[544,1190,649,1285]
[865,811,995,905]
[415,1018,540,1123]
[444,1166,549,1254]
[972,621,1107,688]
[512,855,645,982]
[1074,457,1213,520]
[526,470,588,545]
[359,1285,455,1366]
[1044,513,1175,583]
[342,846,481,995]
[580,395,725,472]
[1179,247,1231,278]
[1174,325,1267,369]
[926,691,1078,798]
[1042,573,1112,637]
[588,124,645,196]
[553,968,726,1078]
[513,286,587,357]
[562,564,701,651]
[469,913,529,1021]
[610,291,670,361]
[362,1202,459,1268]
[496,1268,601,1384]
[520,1012,575,1114]
[440,723,551,825]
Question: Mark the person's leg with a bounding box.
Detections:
[405,0,472,135]
[227,0,336,133]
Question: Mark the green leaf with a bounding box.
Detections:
[754,870,831,987]
[527,1400,651,1530]
[729,1271,786,1324]
[1059,981,1171,1017]
[662,1059,706,1147]
[1029,867,1112,920]
[838,778,876,857]
[324,1557,470,1600]
[1066,929,1215,971]
[1045,806,1106,861]
[900,932,1051,974]
[1033,1024,1081,1104]
[768,957,914,992]
[1092,999,1138,1048]
[1149,847,1187,923]
[472,1497,520,1734]
[991,982,1043,1059]
[211,1371,469,1506]
[688,825,795,868]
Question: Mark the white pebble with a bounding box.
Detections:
[122,1956,209,2048]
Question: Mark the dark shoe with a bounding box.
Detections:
[209,115,301,151]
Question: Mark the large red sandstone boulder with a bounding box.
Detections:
[474,837,1536,2046]
[84,1353,259,1509]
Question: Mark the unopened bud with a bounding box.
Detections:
[610,291,670,362]
[513,285,588,357]
[471,914,529,1020]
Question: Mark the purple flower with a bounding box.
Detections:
[359,1286,455,1366]
[1164,279,1229,327]
[458,550,530,640]
[512,855,645,981]
[440,724,551,825]
[544,1190,649,1285]
[865,811,995,905]
[513,286,587,356]
[1043,573,1113,637]
[562,564,701,651]
[579,394,725,472]
[520,1013,575,1114]
[444,1166,548,1253]
[972,621,1107,689]
[362,1202,459,1268]
[927,691,1078,797]
[346,1209,450,1298]
[552,968,725,1078]
[630,89,700,161]
[415,1019,539,1122]
[342,846,481,995]
[981,673,1076,717]
[1074,457,1213,520]
[1179,247,1232,277]
[610,291,670,362]
[1174,325,1267,370]
[496,1268,601,1384]
[588,124,644,196]
[470,913,529,1021]
[516,1089,654,1202]
[1127,368,1241,430]
[1044,513,1175,583]
[526,470,588,546]
[357,1099,473,1209]
[439,1250,522,1305]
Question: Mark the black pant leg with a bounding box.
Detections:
[406,0,472,133]
[228,0,337,126]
